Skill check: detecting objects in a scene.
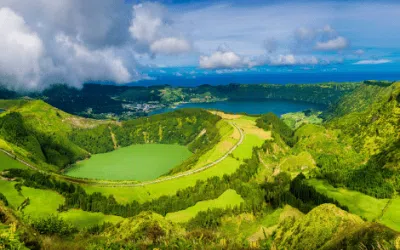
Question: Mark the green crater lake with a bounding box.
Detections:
[65,144,192,181]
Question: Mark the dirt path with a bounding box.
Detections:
[1,122,245,187]
[109,126,118,149]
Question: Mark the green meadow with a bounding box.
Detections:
[66,144,192,181]
[307,179,389,221]
[0,152,29,171]
[0,180,64,218]
[165,189,243,223]
[60,210,124,229]
[379,197,400,232]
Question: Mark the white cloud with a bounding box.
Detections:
[267,54,318,66]
[315,36,348,51]
[0,1,141,91]
[150,37,191,55]
[353,59,391,65]
[130,3,164,45]
[353,49,365,56]
[199,50,252,69]
[130,2,191,56]
[215,68,246,74]
[54,34,133,84]
[0,7,44,91]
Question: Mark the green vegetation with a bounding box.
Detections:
[307,179,389,221]
[0,180,64,218]
[66,144,192,181]
[269,204,397,250]
[1,82,356,119]
[281,110,323,129]
[59,210,124,229]
[0,81,399,249]
[166,189,244,223]
[0,152,28,171]
[0,101,220,172]
[379,197,400,232]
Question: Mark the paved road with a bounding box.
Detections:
[0,121,245,187]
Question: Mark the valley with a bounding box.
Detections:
[0,81,399,249]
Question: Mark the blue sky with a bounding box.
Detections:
[0,0,399,90]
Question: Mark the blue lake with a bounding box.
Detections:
[150,100,327,116]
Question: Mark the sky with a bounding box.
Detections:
[0,0,399,91]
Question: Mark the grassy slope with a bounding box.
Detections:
[66,144,192,181]
[187,120,236,170]
[308,179,389,221]
[165,189,244,223]
[379,197,400,232]
[22,186,65,219]
[0,180,64,218]
[281,111,323,130]
[273,204,364,250]
[221,205,303,243]
[0,152,28,171]
[60,210,124,229]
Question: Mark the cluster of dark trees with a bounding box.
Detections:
[187,208,226,230]
[2,169,76,195]
[256,112,295,146]
[69,125,115,154]
[344,144,398,199]
[263,173,348,214]
[314,141,398,199]
[31,215,78,236]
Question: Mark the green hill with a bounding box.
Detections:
[271,204,399,250]
[0,100,221,171]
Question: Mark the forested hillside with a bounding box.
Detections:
[0,82,359,119]
[0,100,221,171]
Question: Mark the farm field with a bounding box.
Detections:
[307,179,389,221]
[60,210,124,229]
[66,144,192,181]
[165,189,244,223]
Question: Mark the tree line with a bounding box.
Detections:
[2,148,264,219]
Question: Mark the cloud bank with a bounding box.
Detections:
[199,50,252,69]
[130,2,191,56]
[0,0,190,91]
[353,59,392,65]
[0,1,399,90]
[315,36,349,51]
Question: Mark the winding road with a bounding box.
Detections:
[1,121,245,187]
